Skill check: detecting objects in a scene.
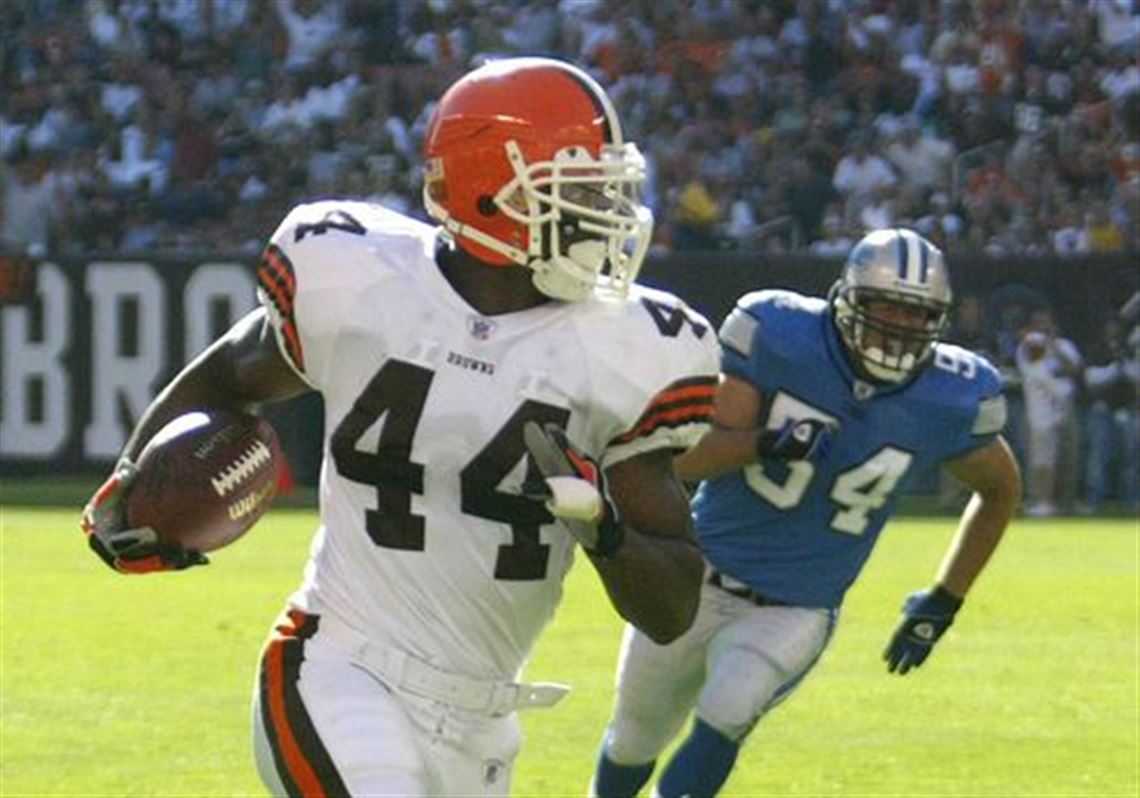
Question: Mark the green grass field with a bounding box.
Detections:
[1,506,1136,797]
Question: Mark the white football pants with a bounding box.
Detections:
[251,608,546,797]
[603,576,837,765]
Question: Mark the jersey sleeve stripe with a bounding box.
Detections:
[973,394,1008,436]
[610,376,716,445]
[262,244,297,293]
[258,245,296,314]
[257,245,305,371]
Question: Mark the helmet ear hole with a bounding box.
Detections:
[477,196,498,216]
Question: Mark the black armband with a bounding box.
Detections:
[754,428,780,459]
[586,514,625,559]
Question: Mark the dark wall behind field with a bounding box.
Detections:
[1,251,1135,481]
[641,251,1138,346]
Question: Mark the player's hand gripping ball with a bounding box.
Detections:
[125,409,283,553]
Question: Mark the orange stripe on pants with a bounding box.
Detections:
[264,638,328,798]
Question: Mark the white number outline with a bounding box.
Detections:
[741,391,914,535]
[933,347,976,379]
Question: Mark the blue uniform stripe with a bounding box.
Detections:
[762,608,839,714]
[918,237,929,283]
[896,230,908,280]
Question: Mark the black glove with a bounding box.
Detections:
[756,418,834,462]
[883,586,963,675]
[522,422,624,558]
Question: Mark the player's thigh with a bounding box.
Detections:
[435,710,521,797]
[606,589,727,762]
[697,605,834,742]
[253,633,432,796]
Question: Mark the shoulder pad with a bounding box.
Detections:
[591,287,720,464]
[929,344,1007,436]
[735,289,825,316]
[721,289,824,359]
[256,200,436,379]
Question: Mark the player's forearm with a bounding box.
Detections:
[935,488,1017,598]
[120,350,250,462]
[591,531,703,644]
[674,427,757,482]
[122,311,307,461]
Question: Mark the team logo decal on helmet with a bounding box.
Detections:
[830,228,953,383]
[422,57,653,302]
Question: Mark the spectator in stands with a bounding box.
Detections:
[787,151,838,244]
[1083,313,1140,513]
[3,0,1137,259]
[1016,308,1084,516]
[1051,199,1087,253]
[858,182,898,231]
[671,156,723,251]
[0,144,59,255]
[886,115,956,200]
[832,131,896,223]
[274,0,342,73]
[808,212,854,257]
[1092,0,1140,55]
[1083,198,1126,251]
[915,190,965,250]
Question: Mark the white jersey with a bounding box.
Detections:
[257,200,719,681]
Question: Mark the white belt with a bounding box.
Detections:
[316,613,569,716]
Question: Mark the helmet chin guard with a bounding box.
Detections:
[500,141,653,301]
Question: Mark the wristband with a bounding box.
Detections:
[925,585,964,614]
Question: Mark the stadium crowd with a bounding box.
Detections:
[2,0,1137,513]
[2,0,1138,257]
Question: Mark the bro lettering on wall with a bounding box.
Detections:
[1,258,256,471]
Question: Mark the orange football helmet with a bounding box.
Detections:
[422,57,653,302]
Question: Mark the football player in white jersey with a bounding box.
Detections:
[80,58,720,796]
[590,229,1022,797]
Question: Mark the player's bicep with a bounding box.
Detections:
[943,435,1021,502]
[607,448,695,541]
[711,374,764,429]
[212,308,312,404]
[673,374,763,482]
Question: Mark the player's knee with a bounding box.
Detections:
[696,653,780,742]
[606,710,675,765]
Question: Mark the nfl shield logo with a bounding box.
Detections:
[483,758,505,786]
[468,315,497,340]
[853,380,875,401]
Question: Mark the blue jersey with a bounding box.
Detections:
[693,290,1007,609]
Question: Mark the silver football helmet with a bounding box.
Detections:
[830,228,953,383]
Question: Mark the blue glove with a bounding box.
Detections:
[883,586,963,675]
[756,418,834,462]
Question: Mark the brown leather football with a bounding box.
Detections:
[125,409,282,552]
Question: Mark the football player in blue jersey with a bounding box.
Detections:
[590,227,1022,798]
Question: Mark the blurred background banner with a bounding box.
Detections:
[0,255,257,471]
[1,253,1136,498]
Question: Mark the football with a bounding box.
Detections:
[125,409,282,553]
